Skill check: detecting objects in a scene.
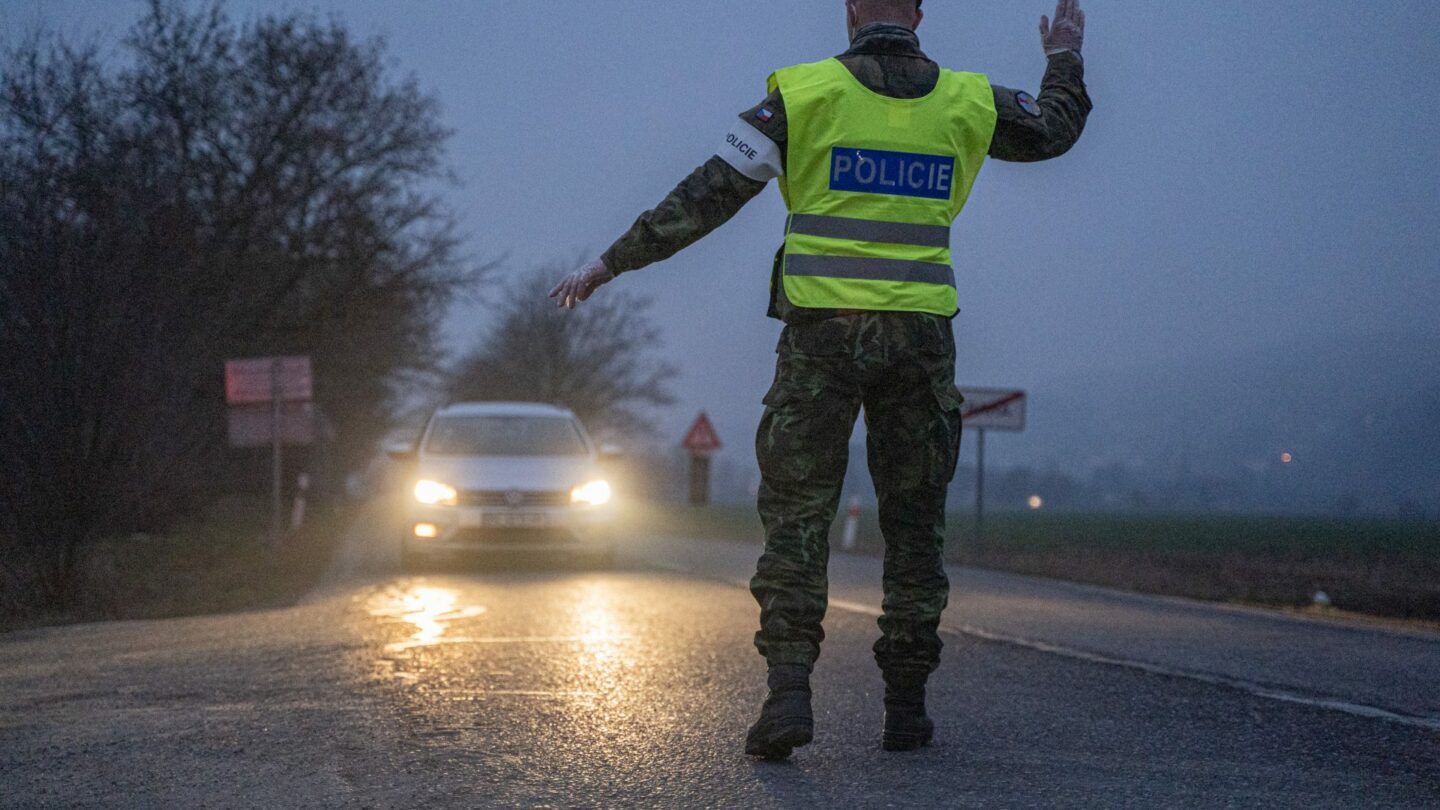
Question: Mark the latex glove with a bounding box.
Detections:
[548,258,615,309]
[1040,0,1085,56]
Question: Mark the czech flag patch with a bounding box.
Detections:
[755,107,773,123]
[1016,91,1041,118]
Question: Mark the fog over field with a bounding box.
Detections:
[10,0,1438,515]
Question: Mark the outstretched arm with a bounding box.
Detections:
[601,157,768,276]
[989,0,1092,163]
[550,96,786,309]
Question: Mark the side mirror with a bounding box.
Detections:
[385,440,417,462]
[599,442,624,462]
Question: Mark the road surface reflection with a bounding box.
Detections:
[364,577,635,704]
[366,582,487,653]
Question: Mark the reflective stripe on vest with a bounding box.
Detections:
[787,214,951,250]
[769,58,997,316]
[783,254,956,287]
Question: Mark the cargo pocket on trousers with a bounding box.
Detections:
[933,383,963,484]
[757,379,816,486]
[761,379,792,409]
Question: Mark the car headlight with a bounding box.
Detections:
[571,479,612,506]
[414,479,458,506]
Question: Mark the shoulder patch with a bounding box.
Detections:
[1015,91,1042,118]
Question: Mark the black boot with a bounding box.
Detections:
[881,672,934,752]
[745,664,814,760]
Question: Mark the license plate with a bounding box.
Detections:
[482,511,551,528]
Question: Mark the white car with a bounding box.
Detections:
[391,402,616,568]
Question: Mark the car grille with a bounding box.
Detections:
[457,490,570,508]
[453,528,578,545]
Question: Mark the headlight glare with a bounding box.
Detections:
[571,479,612,506]
[414,479,458,506]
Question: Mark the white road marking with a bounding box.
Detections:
[468,690,598,698]
[827,598,1440,733]
[649,561,1440,733]
[385,635,632,653]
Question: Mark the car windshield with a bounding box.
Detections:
[424,415,588,457]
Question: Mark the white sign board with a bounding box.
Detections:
[224,356,313,405]
[226,402,318,448]
[957,387,1026,432]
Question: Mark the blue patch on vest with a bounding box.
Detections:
[829,147,955,200]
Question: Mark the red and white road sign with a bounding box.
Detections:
[225,356,313,405]
[681,411,723,456]
[957,387,1027,432]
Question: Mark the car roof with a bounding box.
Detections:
[434,401,576,419]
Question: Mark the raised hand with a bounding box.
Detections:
[1039,0,1085,56]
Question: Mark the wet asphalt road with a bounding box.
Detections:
[2,529,1438,808]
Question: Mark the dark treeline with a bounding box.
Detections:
[0,2,482,608]
[448,267,677,441]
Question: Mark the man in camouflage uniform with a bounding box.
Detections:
[552,0,1091,758]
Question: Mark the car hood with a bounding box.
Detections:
[417,455,600,492]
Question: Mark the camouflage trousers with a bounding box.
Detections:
[750,311,962,676]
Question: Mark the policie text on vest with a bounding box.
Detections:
[830,147,955,200]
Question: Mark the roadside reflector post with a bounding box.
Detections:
[270,358,284,548]
[291,472,311,531]
[681,411,723,507]
[841,495,861,550]
[974,428,986,550]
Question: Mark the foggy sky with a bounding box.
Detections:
[7,0,1439,477]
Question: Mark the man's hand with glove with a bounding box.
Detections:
[1040,0,1085,56]
[548,259,615,310]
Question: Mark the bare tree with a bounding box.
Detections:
[450,266,677,439]
[0,2,485,609]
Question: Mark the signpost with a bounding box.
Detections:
[958,387,1027,547]
[681,412,722,506]
[225,356,315,546]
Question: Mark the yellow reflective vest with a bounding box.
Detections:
[770,58,997,316]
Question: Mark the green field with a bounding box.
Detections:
[631,503,1440,622]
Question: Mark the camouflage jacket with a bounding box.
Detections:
[600,24,1093,323]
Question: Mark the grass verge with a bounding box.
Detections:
[4,496,353,630]
[631,502,1440,623]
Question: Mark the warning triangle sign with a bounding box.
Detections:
[682,411,722,454]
